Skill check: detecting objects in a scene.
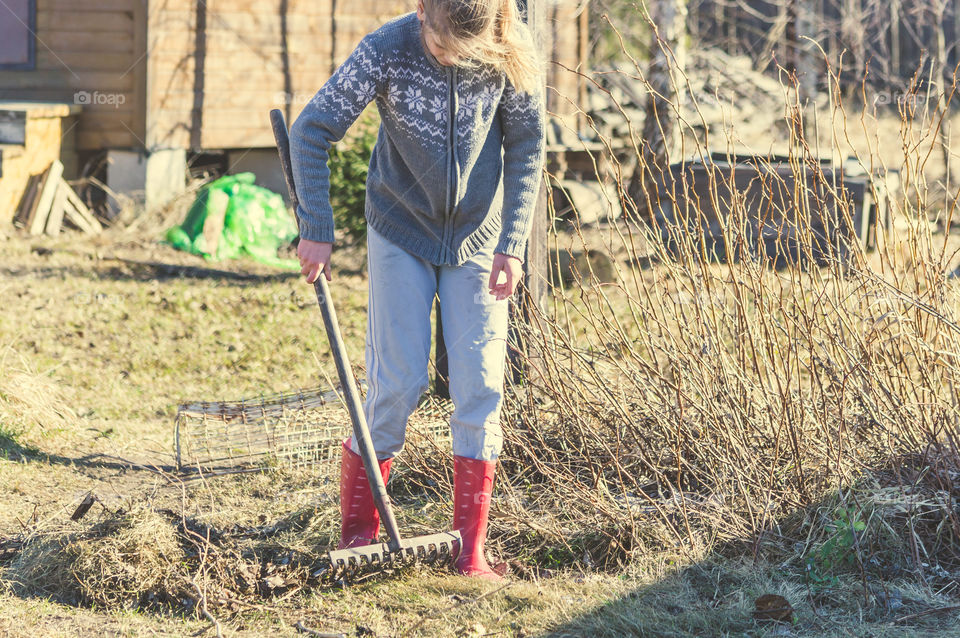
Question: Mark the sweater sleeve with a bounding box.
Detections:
[289,35,386,243]
[495,79,546,260]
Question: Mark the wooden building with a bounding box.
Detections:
[1,0,587,221]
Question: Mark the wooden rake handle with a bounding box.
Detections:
[269,109,403,551]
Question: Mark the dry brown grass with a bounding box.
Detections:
[5,505,189,609]
[0,355,76,441]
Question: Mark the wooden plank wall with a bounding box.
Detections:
[149,0,330,149]
[0,0,146,151]
[147,0,404,150]
[147,0,585,152]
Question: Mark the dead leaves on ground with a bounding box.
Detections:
[753,593,794,623]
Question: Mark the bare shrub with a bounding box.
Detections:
[402,17,960,588]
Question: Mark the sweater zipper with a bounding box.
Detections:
[443,67,459,253]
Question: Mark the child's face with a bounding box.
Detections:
[417,1,459,66]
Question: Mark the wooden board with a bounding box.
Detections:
[43,0,135,12]
[28,160,64,236]
[76,129,138,150]
[205,0,333,14]
[37,10,135,32]
[154,10,333,33]
[44,180,69,236]
[13,173,41,228]
[154,0,334,17]
[35,30,134,53]
[36,51,138,71]
[62,184,102,234]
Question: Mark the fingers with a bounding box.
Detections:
[300,256,323,284]
[300,260,330,284]
[298,239,333,284]
[488,255,523,301]
[306,262,321,284]
[498,268,516,300]
[488,262,502,292]
[492,268,508,301]
[300,260,314,282]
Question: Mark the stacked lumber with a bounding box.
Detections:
[12,161,101,236]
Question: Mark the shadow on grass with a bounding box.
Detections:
[0,429,41,461]
[539,467,960,638]
[0,260,301,284]
[0,438,178,476]
[542,555,960,637]
[3,246,366,283]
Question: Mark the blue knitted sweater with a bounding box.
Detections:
[289,12,545,264]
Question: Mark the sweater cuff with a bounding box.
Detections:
[495,234,528,261]
[295,205,335,243]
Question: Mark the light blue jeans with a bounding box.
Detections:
[348,226,509,462]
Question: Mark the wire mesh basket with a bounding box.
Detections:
[174,383,453,474]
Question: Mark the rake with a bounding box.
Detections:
[270,109,461,575]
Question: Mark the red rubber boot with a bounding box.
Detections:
[453,455,501,580]
[338,440,392,550]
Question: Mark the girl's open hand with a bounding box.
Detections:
[489,253,523,301]
[298,238,333,284]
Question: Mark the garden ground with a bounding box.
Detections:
[2,223,959,637]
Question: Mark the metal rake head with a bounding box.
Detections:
[326,531,461,578]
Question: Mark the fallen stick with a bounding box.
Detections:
[190,579,223,638]
[894,605,960,624]
[293,621,345,638]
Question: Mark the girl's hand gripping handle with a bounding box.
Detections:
[299,238,333,284]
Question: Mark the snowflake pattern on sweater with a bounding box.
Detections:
[290,12,545,265]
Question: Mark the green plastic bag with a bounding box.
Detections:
[165,173,299,270]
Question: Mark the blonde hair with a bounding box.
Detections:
[421,0,542,94]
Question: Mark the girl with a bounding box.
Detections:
[290,0,544,580]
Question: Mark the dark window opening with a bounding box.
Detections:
[0,0,36,70]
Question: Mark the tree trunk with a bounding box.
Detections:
[627,0,688,223]
[790,0,819,102]
[933,0,953,184]
[523,0,548,314]
[891,0,901,80]
[842,0,865,82]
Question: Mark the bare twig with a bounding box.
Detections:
[293,621,346,638]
